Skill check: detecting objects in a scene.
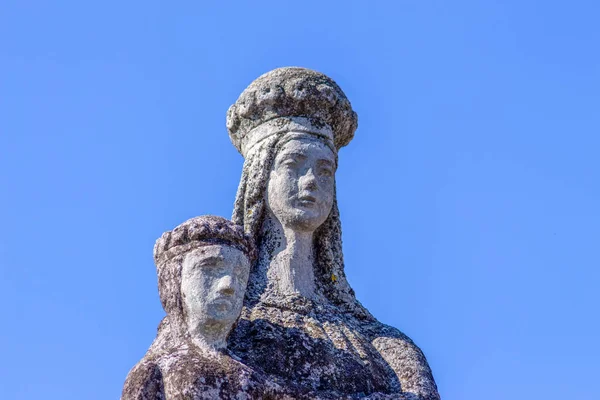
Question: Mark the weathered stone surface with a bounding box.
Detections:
[122,216,289,399]
[228,68,439,399]
[122,68,440,399]
[226,67,357,156]
[123,317,295,399]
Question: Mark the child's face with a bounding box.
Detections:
[180,244,250,329]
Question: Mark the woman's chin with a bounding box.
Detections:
[282,209,329,232]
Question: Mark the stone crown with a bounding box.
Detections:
[153,215,256,265]
[226,67,358,157]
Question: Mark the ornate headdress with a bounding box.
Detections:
[154,215,255,265]
[226,67,358,157]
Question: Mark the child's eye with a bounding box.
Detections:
[197,257,224,268]
[319,167,333,177]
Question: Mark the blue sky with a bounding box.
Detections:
[1,1,599,399]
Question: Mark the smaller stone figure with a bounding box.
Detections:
[121,215,289,400]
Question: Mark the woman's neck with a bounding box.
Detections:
[261,213,316,299]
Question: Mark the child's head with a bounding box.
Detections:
[153,215,255,345]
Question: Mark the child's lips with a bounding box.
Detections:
[213,295,234,305]
[212,297,234,311]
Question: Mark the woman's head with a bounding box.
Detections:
[229,68,371,316]
[229,67,357,238]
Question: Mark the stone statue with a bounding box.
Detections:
[121,216,293,399]
[122,68,440,399]
[225,67,440,399]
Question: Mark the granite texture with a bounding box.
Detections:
[226,67,357,156]
[122,68,440,399]
[122,317,293,399]
[229,68,440,399]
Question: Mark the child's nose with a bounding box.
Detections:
[217,275,235,296]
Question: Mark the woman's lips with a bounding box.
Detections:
[297,195,317,206]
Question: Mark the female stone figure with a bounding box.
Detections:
[226,68,440,399]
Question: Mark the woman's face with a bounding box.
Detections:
[266,135,336,232]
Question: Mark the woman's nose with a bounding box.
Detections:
[299,168,318,190]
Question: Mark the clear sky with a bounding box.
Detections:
[1,1,599,399]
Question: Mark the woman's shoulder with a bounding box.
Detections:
[358,319,440,400]
[359,319,414,342]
